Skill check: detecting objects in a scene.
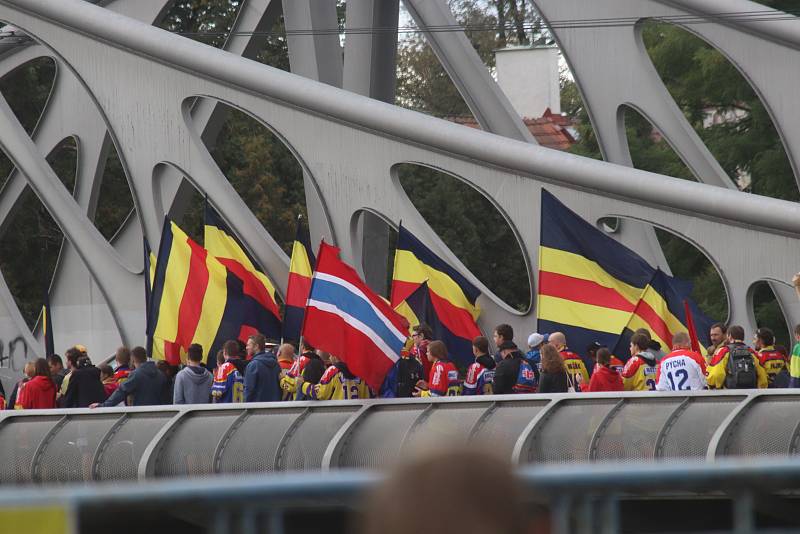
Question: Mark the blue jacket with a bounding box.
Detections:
[244,351,281,402]
[103,360,167,407]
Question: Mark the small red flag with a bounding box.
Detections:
[683,299,702,354]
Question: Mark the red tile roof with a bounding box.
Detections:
[444,108,575,151]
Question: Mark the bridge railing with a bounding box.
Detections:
[0,458,799,534]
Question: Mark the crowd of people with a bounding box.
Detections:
[1,320,797,409]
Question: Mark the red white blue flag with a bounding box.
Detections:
[302,242,409,391]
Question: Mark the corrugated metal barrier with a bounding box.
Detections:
[1,390,798,484]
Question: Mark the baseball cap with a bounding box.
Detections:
[264,338,279,348]
[527,333,544,348]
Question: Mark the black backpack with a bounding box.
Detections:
[396,358,423,398]
[725,344,757,389]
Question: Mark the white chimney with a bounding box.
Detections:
[495,46,560,118]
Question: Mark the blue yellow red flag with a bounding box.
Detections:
[284,215,316,342]
[390,225,481,364]
[537,189,713,358]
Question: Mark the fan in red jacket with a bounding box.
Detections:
[583,348,623,392]
[18,358,57,409]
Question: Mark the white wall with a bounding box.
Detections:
[495,46,560,118]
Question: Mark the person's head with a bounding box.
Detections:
[278,343,295,361]
[115,346,131,367]
[329,354,340,364]
[548,332,566,351]
[187,343,204,364]
[427,340,447,362]
[98,363,114,381]
[493,324,514,347]
[596,348,612,367]
[301,339,315,354]
[236,339,247,358]
[412,324,433,347]
[216,350,225,367]
[363,449,539,534]
[528,333,545,350]
[64,347,82,370]
[630,333,650,357]
[540,344,565,374]
[727,325,745,343]
[23,361,35,379]
[472,336,489,357]
[586,341,604,361]
[647,339,662,353]
[317,350,332,365]
[156,360,176,378]
[634,328,652,341]
[710,323,727,346]
[754,327,774,349]
[223,340,240,360]
[246,334,266,356]
[47,354,63,374]
[33,357,50,378]
[794,324,800,342]
[131,346,148,367]
[672,331,691,350]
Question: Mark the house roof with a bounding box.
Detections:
[444,108,575,151]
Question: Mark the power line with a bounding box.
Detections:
[172,9,800,38]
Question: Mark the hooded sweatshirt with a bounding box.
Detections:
[621,350,658,391]
[173,364,213,404]
[102,360,167,407]
[19,375,56,409]
[585,364,624,392]
[244,351,281,402]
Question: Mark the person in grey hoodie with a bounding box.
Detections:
[173,344,213,404]
[244,334,282,402]
[92,346,167,407]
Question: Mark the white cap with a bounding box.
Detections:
[528,333,544,348]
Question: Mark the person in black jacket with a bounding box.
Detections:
[244,334,282,402]
[538,344,570,393]
[93,347,167,407]
[493,340,532,394]
[64,356,106,408]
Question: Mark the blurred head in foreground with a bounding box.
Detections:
[362,448,549,534]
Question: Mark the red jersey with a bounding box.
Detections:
[758,346,787,385]
[287,352,315,378]
[114,365,131,383]
[428,360,460,396]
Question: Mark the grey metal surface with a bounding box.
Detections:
[1,391,800,484]
[0,0,799,394]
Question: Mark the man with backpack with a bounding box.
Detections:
[707,325,767,389]
[492,340,538,394]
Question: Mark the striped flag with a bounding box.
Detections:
[394,281,475,367]
[303,242,409,391]
[148,217,230,364]
[204,203,281,341]
[41,289,54,357]
[390,225,481,365]
[610,269,709,358]
[283,215,316,343]
[537,189,713,358]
